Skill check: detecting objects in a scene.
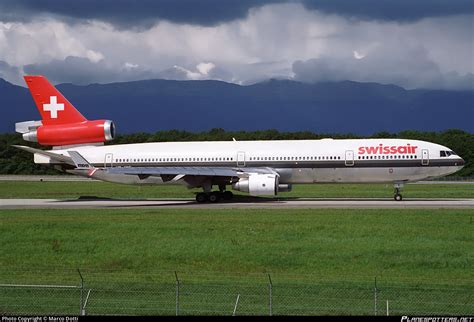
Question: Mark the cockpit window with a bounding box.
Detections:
[441,150,458,157]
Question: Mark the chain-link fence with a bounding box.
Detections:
[1,269,472,316]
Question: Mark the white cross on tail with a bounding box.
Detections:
[43,96,64,119]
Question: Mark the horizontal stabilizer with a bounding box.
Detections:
[15,120,42,134]
[12,145,74,166]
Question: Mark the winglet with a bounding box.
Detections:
[68,151,93,170]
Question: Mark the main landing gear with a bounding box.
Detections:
[196,191,234,203]
[393,183,404,201]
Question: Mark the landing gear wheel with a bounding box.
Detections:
[393,183,404,202]
[208,192,221,203]
[196,192,208,203]
[222,191,234,200]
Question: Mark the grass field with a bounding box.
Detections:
[0,180,473,199]
[0,208,472,315]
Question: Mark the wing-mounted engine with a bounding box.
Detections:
[16,119,115,146]
[232,173,292,196]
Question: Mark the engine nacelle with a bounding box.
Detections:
[232,173,279,196]
[21,120,115,146]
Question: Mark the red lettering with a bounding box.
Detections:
[366,146,378,154]
[358,144,418,155]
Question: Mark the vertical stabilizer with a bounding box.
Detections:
[23,75,87,125]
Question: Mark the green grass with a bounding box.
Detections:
[0,180,473,199]
[0,208,472,315]
[1,208,472,278]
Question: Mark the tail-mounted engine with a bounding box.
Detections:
[17,75,116,147]
[16,119,115,146]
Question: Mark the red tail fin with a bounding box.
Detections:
[24,76,87,125]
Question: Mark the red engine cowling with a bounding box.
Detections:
[23,120,115,146]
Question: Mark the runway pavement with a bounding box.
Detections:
[1,197,473,209]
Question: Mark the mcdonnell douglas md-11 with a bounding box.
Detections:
[14,76,465,202]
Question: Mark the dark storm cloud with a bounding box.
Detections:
[1,2,471,89]
[0,0,282,28]
[23,56,160,85]
[292,52,474,90]
[302,0,474,22]
[0,0,472,28]
[22,57,235,84]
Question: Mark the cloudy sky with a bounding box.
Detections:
[0,0,472,89]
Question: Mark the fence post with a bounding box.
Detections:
[77,269,85,316]
[83,289,92,315]
[268,274,273,316]
[175,271,180,316]
[386,300,389,316]
[374,277,378,316]
[233,294,240,316]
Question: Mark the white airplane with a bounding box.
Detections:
[14,76,465,202]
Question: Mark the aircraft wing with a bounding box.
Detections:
[60,149,279,182]
[106,166,278,178]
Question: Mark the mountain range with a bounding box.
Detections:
[1,78,472,135]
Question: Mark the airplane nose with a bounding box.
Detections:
[457,157,465,167]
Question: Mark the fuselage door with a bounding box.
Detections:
[237,151,246,167]
[421,149,429,166]
[345,150,354,166]
[105,153,113,168]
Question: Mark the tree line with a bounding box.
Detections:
[0,129,472,177]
